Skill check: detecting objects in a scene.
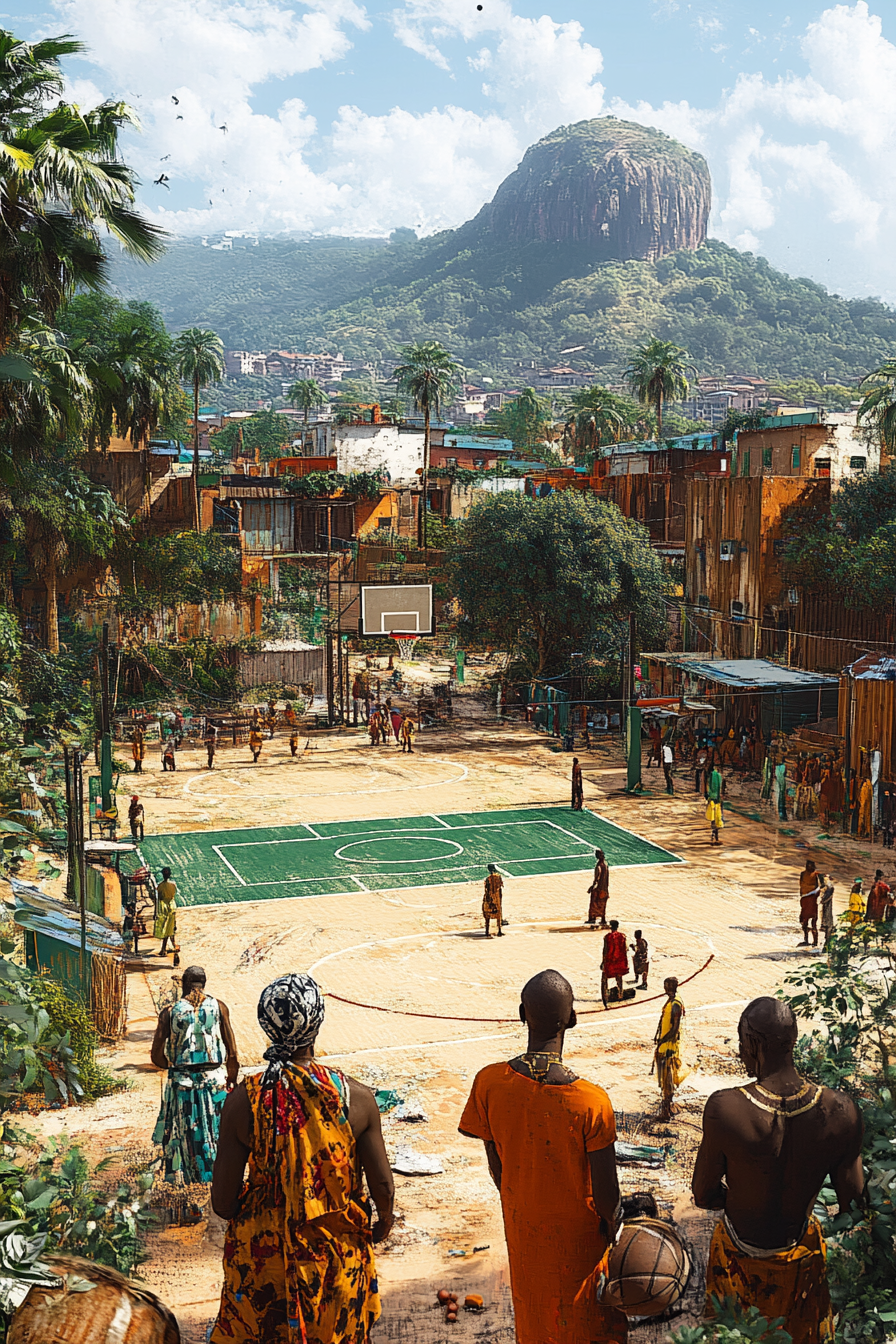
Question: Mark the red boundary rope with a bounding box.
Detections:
[324,953,715,1024]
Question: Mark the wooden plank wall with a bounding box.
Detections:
[838,675,896,780]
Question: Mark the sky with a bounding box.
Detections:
[4,0,896,301]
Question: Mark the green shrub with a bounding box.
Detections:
[29,976,122,1104]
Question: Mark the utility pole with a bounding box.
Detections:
[64,747,88,997]
[99,622,113,811]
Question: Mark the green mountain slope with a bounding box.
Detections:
[108,116,896,384]
[110,232,896,384]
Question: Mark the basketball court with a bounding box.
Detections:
[140,805,682,906]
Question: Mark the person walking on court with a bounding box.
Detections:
[368,706,381,747]
[151,965,239,1186]
[586,848,610,928]
[662,738,675,794]
[654,977,687,1120]
[601,920,628,1004]
[798,859,820,946]
[205,724,217,769]
[128,795,144,842]
[631,929,649,989]
[162,736,177,772]
[819,873,836,947]
[386,698,402,746]
[155,867,179,964]
[706,764,724,844]
[482,864,504,938]
[459,970,628,1344]
[400,713,415,753]
[571,757,584,810]
[290,727,299,758]
[249,726,263,763]
[351,674,365,726]
[132,728,145,774]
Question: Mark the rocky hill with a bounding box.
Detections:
[109,120,896,384]
[470,119,710,260]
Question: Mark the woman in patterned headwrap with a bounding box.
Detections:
[209,973,394,1344]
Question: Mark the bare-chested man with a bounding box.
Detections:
[692,997,864,1344]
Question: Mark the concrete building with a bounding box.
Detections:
[734,411,879,484]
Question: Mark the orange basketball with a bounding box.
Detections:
[603,1218,691,1318]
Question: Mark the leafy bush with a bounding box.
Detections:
[783,925,896,1341]
[29,976,121,1105]
[283,470,384,501]
[672,1299,792,1342]
[0,1126,154,1280]
[0,955,81,1109]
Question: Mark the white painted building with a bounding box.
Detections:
[815,412,880,482]
[334,424,425,482]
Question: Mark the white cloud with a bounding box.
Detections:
[614,2,896,297]
[41,0,896,301]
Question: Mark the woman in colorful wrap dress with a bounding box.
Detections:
[210,973,394,1344]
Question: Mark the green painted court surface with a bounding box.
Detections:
[140,807,682,907]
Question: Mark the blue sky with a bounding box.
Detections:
[4,0,896,300]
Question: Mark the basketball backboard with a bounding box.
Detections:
[359,583,434,637]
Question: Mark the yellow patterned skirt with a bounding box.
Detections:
[704,1214,834,1344]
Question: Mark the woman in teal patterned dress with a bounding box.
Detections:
[151,965,240,1183]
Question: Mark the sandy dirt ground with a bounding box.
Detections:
[23,677,874,1343]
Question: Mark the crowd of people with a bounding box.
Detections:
[146,965,863,1344]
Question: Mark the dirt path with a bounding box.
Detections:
[30,713,855,1342]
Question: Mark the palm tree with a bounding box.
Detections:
[564,386,638,462]
[173,328,224,530]
[287,377,325,425]
[858,359,896,455]
[0,32,166,352]
[623,339,696,446]
[392,341,462,546]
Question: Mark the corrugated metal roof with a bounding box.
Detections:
[646,655,838,689]
[756,412,820,429]
[847,653,896,681]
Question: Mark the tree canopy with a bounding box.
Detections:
[624,338,695,445]
[211,409,296,462]
[448,489,669,676]
[783,464,896,610]
[563,385,644,461]
[486,388,553,456]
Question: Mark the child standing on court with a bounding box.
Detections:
[249,727,263,763]
[631,929,649,989]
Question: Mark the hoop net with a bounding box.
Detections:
[390,631,420,661]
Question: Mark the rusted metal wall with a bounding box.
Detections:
[80,596,261,644]
[241,499,295,554]
[839,676,896,781]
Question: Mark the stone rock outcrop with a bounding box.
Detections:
[473,118,711,262]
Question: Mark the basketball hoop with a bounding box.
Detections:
[390,631,420,661]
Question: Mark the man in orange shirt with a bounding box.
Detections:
[459,970,627,1344]
[798,859,820,947]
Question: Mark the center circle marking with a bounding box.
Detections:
[334,835,465,865]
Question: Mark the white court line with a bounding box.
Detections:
[185,859,687,908]
[429,814,452,828]
[211,845,247,886]
[321,1000,750,1061]
[348,876,369,892]
[303,822,321,838]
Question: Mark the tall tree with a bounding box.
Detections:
[623,338,696,447]
[449,489,669,677]
[287,377,325,425]
[488,388,553,457]
[563,386,642,462]
[173,328,224,530]
[7,460,126,654]
[858,358,896,456]
[0,31,165,352]
[393,341,462,546]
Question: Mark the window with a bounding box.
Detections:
[740,449,751,477]
[474,458,485,468]
[814,458,831,478]
[791,444,801,470]
[731,600,746,624]
[850,456,867,472]
[762,446,772,469]
[719,539,736,561]
[788,587,800,605]
[444,456,457,467]
[377,518,392,529]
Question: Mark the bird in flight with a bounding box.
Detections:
[219,123,228,134]
[175,115,183,121]
[171,94,179,104]
[153,173,170,188]
[159,154,171,161]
